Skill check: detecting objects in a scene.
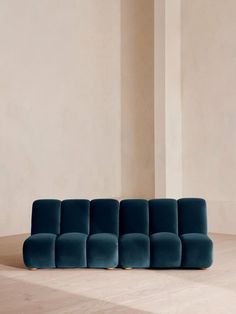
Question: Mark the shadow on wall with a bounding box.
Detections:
[121,0,155,198]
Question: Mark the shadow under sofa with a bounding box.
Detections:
[23,198,213,270]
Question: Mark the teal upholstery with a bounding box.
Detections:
[87,233,118,268]
[87,199,119,268]
[150,232,181,268]
[181,233,213,268]
[61,199,89,234]
[149,199,181,268]
[23,199,60,269]
[178,198,207,234]
[31,199,61,235]
[56,199,89,267]
[119,199,150,268]
[178,198,213,268]
[56,233,87,268]
[90,199,119,235]
[23,197,213,269]
[56,199,90,268]
[119,233,150,268]
[149,199,178,234]
[23,233,56,268]
[120,199,149,235]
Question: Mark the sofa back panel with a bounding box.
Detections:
[61,199,90,234]
[31,199,61,235]
[90,199,119,235]
[178,198,207,235]
[149,199,178,234]
[120,199,149,235]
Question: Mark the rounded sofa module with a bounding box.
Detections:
[23,198,213,270]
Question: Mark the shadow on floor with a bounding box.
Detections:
[1,274,153,314]
[0,233,28,269]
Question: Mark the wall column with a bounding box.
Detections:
[154,0,182,198]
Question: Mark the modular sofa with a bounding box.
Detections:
[23,198,213,269]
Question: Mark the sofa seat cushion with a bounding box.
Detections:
[23,233,56,268]
[87,233,118,268]
[56,232,87,268]
[119,233,150,268]
[150,232,181,268]
[181,233,213,268]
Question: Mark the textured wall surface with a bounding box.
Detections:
[0,0,121,235]
[154,0,182,199]
[1,0,235,236]
[182,0,236,234]
[0,0,155,236]
[121,0,155,198]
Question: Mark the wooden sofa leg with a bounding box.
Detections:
[29,268,37,271]
[124,267,132,270]
[107,268,115,270]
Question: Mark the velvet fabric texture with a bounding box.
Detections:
[56,233,87,268]
[120,199,149,235]
[87,199,119,268]
[119,199,149,268]
[149,199,181,268]
[149,199,178,234]
[31,199,61,235]
[23,198,213,269]
[178,198,207,234]
[87,233,118,268]
[181,233,213,268]
[150,232,181,268]
[119,233,150,268]
[23,233,56,268]
[61,199,89,234]
[90,199,119,235]
[24,199,61,268]
[178,198,212,268]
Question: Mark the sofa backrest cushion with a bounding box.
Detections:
[31,199,61,235]
[120,199,149,235]
[90,199,119,235]
[178,198,207,235]
[61,199,90,234]
[149,199,178,234]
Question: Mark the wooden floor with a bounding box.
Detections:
[0,233,236,314]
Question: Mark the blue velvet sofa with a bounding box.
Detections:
[23,198,213,269]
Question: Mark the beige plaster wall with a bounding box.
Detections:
[154,0,182,199]
[121,0,155,198]
[0,0,121,236]
[182,0,236,234]
[0,0,155,236]
[154,0,166,198]
[4,0,233,236]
